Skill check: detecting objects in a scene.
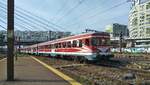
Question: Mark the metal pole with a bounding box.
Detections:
[119,32,123,53]
[7,0,14,81]
[18,37,21,53]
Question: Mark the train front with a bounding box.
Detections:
[90,33,114,60]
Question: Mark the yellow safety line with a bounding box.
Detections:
[31,56,82,85]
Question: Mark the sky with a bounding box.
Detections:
[0,0,131,34]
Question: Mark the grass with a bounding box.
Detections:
[15,53,30,57]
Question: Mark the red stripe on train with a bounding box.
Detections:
[55,48,81,52]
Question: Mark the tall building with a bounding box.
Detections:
[105,23,129,47]
[129,0,150,38]
[105,23,129,40]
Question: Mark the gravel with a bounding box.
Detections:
[35,55,150,85]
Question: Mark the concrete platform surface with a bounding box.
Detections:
[0,57,70,85]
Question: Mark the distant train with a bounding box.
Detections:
[20,32,114,61]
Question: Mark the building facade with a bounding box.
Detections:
[0,31,71,42]
[129,0,150,38]
[105,23,129,40]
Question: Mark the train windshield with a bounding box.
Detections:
[91,37,110,46]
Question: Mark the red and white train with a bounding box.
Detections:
[20,32,113,61]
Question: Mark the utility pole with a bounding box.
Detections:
[119,32,123,53]
[7,0,14,81]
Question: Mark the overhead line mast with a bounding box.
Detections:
[7,0,14,81]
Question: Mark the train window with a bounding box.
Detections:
[51,44,55,48]
[79,40,82,47]
[102,39,110,45]
[62,42,66,48]
[58,43,60,48]
[85,39,90,46]
[91,37,100,46]
[57,43,59,48]
[67,41,71,48]
[92,38,110,46]
[58,43,61,48]
[62,43,64,48]
[54,44,56,48]
[102,39,105,45]
[65,42,67,48]
[72,40,77,47]
[48,45,51,49]
[55,43,58,48]
[33,48,36,51]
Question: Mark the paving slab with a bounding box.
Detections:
[0,57,70,85]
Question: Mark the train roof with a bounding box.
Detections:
[24,32,109,48]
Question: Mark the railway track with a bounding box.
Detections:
[62,59,150,84]
[94,60,149,72]
[59,67,129,85]
[36,55,150,85]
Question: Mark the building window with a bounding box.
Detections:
[132,17,138,26]
[146,2,150,9]
[146,14,150,17]
[140,16,145,20]
[146,28,150,34]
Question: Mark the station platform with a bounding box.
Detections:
[0,56,80,85]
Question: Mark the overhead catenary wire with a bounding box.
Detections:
[15,4,66,31]
[0,25,6,30]
[55,0,85,24]
[91,12,129,26]
[0,6,37,31]
[0,3,48,31]
[66,0,128,27]
[0,3,67,31]
[0,14,25,31]
[82,0,127,20]
[0,13,33,31]
[0,3,55,31]
[0,5,40,31]
[64,0,115,26]
[0,1,66,32]
[51,0,69,21]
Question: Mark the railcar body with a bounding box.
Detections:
[20,32,113,61]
